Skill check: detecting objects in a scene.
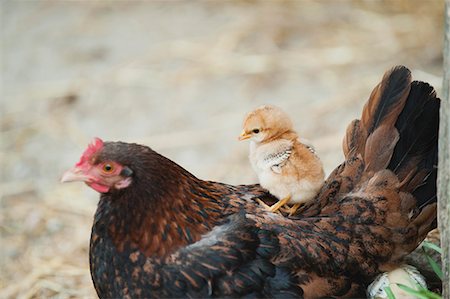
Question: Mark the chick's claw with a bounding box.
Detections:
[255,198,272,211]
[269,195,291,213]
[288,203,301,216]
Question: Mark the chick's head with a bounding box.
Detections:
[239,105,293,143]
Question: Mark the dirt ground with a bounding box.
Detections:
[1,1,445,298]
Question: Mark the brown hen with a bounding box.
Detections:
[61,65,439,298]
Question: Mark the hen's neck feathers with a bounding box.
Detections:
[94,150,226,258]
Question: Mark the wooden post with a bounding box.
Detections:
[439,1,450,298]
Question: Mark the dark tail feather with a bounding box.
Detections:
[341,66,439,211]
[388,81,440,209]
[343,66,413,176]
[360,66,412,135]
[335,66,440,261]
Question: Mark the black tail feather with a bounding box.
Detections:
[388,81,440,209]
[362,65,411,135]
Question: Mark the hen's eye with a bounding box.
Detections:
[252,129,260,134]
[103,163,114,173]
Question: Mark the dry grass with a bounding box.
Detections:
[0,1,444,298]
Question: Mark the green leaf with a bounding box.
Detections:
[424,251,443,280]
[384,286,396,299]
[396,284,424,298]
[422,241,443,254]
[396,284,442,299]
[419,290,443,299]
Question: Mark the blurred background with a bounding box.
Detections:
[1,1,445,298]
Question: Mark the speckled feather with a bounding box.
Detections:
[87,66,439,298]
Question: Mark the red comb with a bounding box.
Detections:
[76,137,104,166]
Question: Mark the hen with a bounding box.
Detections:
[239,105,325,214]
[61,65,439,298]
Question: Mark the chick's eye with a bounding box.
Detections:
[102,163,114,173]
[252,129,260,134]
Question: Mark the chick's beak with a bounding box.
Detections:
[61,166,90,183]
[238,131,251,141]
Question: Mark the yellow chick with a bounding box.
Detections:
[239,105,325,215]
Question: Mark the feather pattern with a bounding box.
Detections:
[252,139,293,171]
[265,147,292,170]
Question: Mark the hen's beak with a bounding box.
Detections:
[238,131,251,141]
[61,167,90,183]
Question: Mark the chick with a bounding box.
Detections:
[239,105,325,215]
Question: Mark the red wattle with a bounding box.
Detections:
[87,182,110,193]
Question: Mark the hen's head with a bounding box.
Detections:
[239,105,293,143]
[61,138,137,193]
